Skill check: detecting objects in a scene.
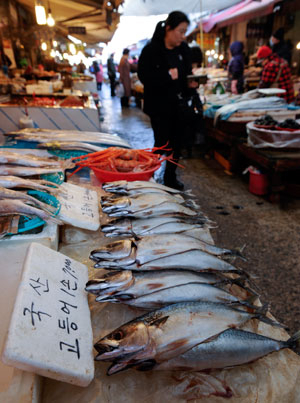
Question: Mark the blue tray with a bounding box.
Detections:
[40,171,65,185]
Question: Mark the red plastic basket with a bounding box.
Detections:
[91,165,159,183]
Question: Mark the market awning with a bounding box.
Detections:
[17,0,123,44]
[202,0,281,33]
[121,0,246,16]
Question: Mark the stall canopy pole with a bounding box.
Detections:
[199,0,204,67]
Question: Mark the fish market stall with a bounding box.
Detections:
[0,94,101,133]
[1,139,300,402]
[36,179,300,403]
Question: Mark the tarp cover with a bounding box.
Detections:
[122,0,244,16]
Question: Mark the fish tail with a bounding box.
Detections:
[287,330,300,354]
[254,304,289,330]
[184,199,201,210]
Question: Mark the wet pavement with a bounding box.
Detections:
[98,83,300,335]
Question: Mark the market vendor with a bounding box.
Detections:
[257,45,295,104]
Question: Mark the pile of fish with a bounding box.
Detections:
[86,180,300,377]
[0,173,65,231]
[0,150,74,176]
[6,128,131,150]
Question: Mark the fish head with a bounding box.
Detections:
[90,239,133,260]
[94,321,150,361]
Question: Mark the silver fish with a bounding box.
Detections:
[91,239,133,260]
[134,234,240,264]
[101,193,199,215]
[96,282,253,309]
[38,142,106,153]
[86,270,134,295]
[0,176,59,193]
[0,199,62,224]
[106,201,199,218]
[102,180,188,195]
[0,166,68,176]
[94,301,282,375]
[153,328,300,372]
[0,151,74,169]
[86,269,233,299]
[101,216,212,238]
[0,187,56,214]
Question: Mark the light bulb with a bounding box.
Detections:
[47,13,55,27]
[50,49,56,57]
[41,42,47,51]
[214,53,218,59]
[205,50,211,56]
[53,40,57,47]
[297,42,300,50]
[211,49,215,55]
[219,54,224,60]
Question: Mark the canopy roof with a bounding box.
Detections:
[202,0,281,32]
[122,0,244,16]
[17,0,123,44]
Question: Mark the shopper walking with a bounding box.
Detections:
[227,41,244,94]
[257,45,295,104]
[92,61,103,91]
[107,53,116,96]
[118,48,131,107]
[138,11,198,190]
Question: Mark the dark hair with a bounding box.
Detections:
[273,27,284,41]
[92,60,100,73]
[151,11,189,44]
[123,48,130,55]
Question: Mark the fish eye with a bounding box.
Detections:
[112,330,123,340]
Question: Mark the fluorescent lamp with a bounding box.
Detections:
[69,43,76,55]
[35,3,47,25]
[68,35,82,45]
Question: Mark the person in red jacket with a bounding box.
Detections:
[257,45,294,104]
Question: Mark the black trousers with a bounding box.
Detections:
[150,110,184,180]
[109,76,116,96]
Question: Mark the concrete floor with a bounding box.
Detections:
[99,83,300,335]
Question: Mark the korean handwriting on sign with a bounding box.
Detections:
[81,202,94,218]
[23,302,51,326]
[58,258,80,359]
[59,339,80,359]
[62,258,78,280]
[29,277,49,296]
[83,188,93,202]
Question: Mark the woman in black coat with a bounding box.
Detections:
[138,11,197,190]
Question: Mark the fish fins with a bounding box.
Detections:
[287,330,300,354]
[254,304,289,330]
[149,316,169,328]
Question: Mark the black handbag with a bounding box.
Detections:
[177,93,203,123]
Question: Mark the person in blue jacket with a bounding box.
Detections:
[227,41,244,94]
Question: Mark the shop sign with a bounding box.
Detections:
[68,26,86,35]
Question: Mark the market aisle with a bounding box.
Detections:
[98,83,154,149]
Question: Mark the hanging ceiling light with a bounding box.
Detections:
[47,1,55,26]
[35,1,47,25]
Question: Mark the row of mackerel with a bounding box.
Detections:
[90,234,243,273]
[86,268,255,310]
[101,192,200,218]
